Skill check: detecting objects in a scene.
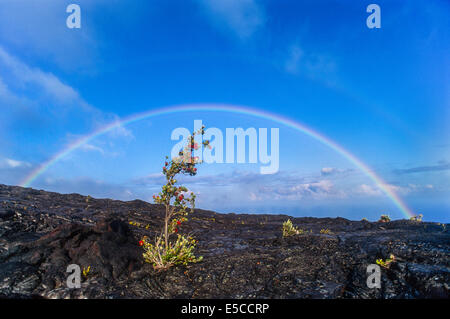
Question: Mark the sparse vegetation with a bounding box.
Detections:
[410,214,423,222]
[320,228,331,234]
[282,219,298,237]
[282,219,308,237]
[376,254,396,269]
[142,234,201,269]
[82,266,91,278]
[437,223,446,232]
[140,127,210,270]
[129,220,151,230]
[378,215,391,223]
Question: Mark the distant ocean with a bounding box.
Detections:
[206,203,450,223]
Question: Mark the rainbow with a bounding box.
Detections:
[19,103,414,218]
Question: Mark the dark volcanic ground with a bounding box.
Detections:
[0,184,448,299]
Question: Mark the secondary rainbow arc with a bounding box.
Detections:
[19,103,414,218]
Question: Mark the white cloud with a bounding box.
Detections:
[357,184,382,196]
[0,46,92,110]
[133,169,353,203]
[105,120,135,140]
[0,157,31,169]
[320,167,355,177]
[273,180,336,200]
[197,0,265,39]
[356,183,436,197]
[0,47,134,142]
[0,156,34,185]
[251,179,342,201]
[249,191,262,201]
[284,44,337,85]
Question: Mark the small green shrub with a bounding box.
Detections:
[282,219,297,237]
[82,266,91,278]
[141,234,202,268]
[378,215,391,223]
[376,254,396,269]
[409,214,423,222]
[282,219,306,237]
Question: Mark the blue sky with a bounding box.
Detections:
[0,0,449,222]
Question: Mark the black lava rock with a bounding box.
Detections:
[0,184,448,299]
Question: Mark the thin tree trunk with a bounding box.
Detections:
[164,204,169,250]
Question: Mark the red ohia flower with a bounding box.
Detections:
[178,195,184,201]
[174,228,178,233]
[177,220,181,225]
[139,240,144,246]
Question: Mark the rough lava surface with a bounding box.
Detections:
[0,184,448,299]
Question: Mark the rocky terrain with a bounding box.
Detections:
[0,184,448,299]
